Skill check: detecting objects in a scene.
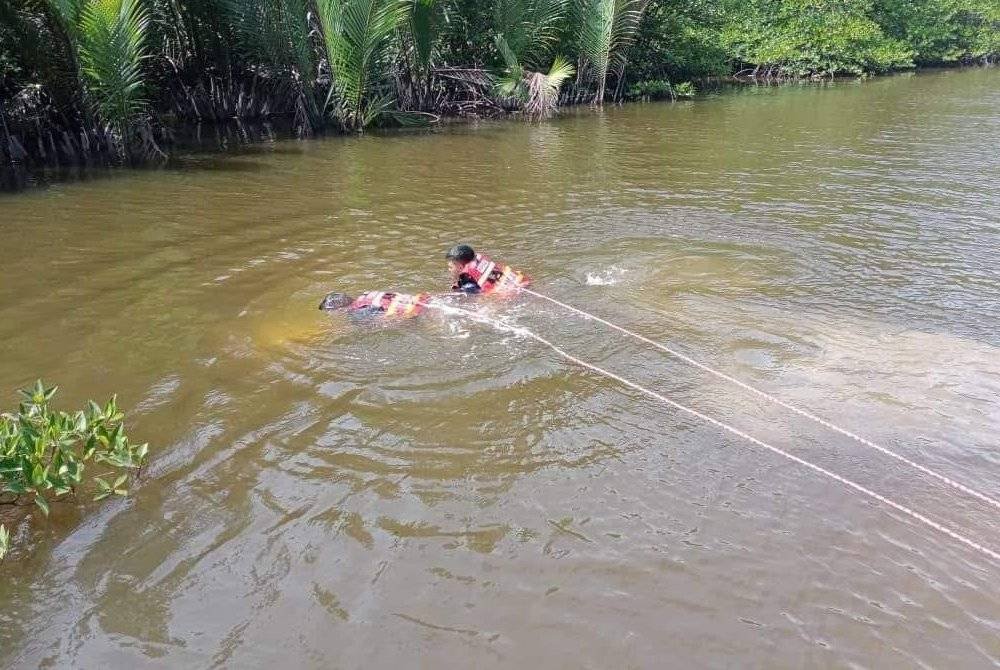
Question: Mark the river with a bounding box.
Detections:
[1,68,998,668]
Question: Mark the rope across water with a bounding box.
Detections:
[520,287,1000,513]
[423,300,1000,565]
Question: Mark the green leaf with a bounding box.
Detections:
[5,480,26,495]
[67,460,83,483]
[83,436,97,460]
[315,0,411,130]
[574,0,645,103]
[3,382,148,542]
[78,0,151,136]
[32,380,46,403]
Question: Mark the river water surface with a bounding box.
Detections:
[1,68,999,668]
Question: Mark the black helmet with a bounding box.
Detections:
[318,292,353,311]
[445,244,476,263]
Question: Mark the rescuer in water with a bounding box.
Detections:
[318,245,528,319]
[445,244,530,294]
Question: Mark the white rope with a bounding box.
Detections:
[425,301,1000,564]
[520,287,1000,513]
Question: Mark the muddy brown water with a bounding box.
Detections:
[1,68,999,668]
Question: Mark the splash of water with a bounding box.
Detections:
[585,266,627,286]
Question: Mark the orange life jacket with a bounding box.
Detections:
[351,291,429,317]
[456,253,530,294]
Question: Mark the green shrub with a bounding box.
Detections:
[873,0,1000,64]
[626,79,695,100]
[0,381,148,560]
[627,79,673,99]
[674,81,696,97]
[722,0,914,77]
[629,0,731,83]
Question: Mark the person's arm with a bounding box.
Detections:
[453,275,482,294]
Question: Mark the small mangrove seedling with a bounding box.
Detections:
[0,381,148,560]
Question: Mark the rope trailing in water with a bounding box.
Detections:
[424,301,1000,564]
[520,287,1000,513]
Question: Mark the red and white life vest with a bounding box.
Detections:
[456,253,530,294]
[351,291,429,316]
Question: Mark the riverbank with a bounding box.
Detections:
[4,63,997,193]
[3,0,997,184]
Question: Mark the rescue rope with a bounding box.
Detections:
[520,287,1000,513]
[425,301,1000,564]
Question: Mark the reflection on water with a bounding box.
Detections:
[1,68,999,668]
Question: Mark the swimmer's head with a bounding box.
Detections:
[446,244,476,275]
[319,292,353,311]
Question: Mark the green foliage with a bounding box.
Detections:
[316,0,411,131]
[874,0,1000,63]
[410,0,440,74]
[0,381,148,560]
[674,80,694,96]
[494,0,568,69]
[3,0,999,165]
[222,0,314,80]
[626,77,694,100]
[77,0,151,134]
[3,3,81,111]
[721,0,913,77]
[575,0,647,103]
[630,0,729,82]
[499,54,576,119]
[44,0,88,39]
[491,0,575,117]
[627,78,672,98]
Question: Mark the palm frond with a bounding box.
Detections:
[493,33,524,101]
[522,54,574,120]
[493,0,567,69]
[221,0,313,82]
[316,0,410,131]
[78,0,150,135]
[410,0,438,73]
[44,0,87,35]
[575,0,645,104]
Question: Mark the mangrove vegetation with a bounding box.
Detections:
[1,0,998,167]
[0,382,148,560]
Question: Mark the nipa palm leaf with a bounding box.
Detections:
[523,54,574,120]
[575,0,645,104]
[78,0,150,134]
[316,0,410,130]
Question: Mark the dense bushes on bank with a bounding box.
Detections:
[0,0,997,166]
